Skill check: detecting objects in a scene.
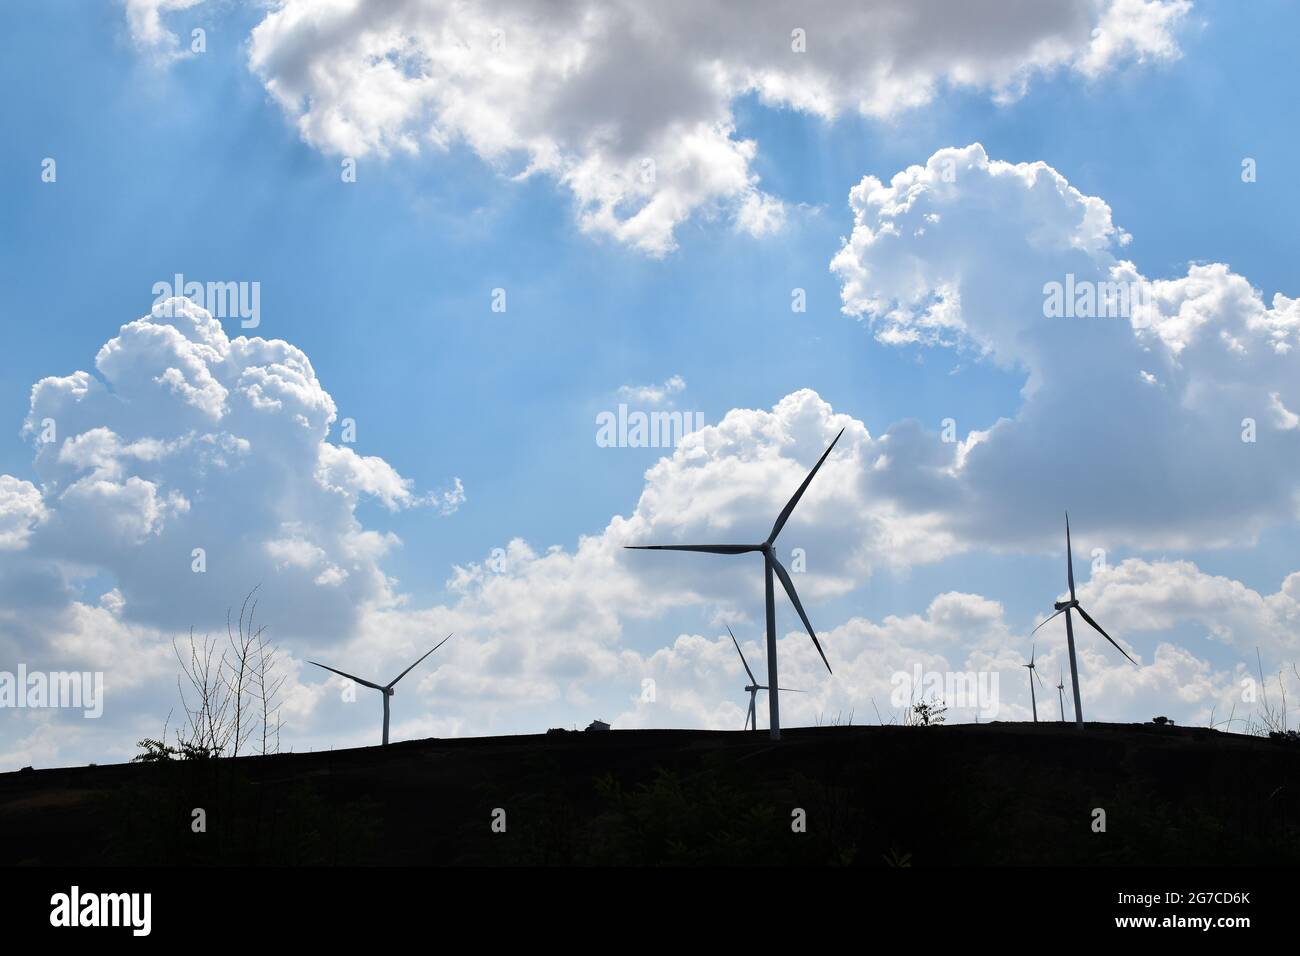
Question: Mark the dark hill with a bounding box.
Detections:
[2,723,1297,865]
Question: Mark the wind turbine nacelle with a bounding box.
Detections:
[1054,600,1076,611]
[385,687,396,697]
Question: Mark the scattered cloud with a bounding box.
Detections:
[123,0,205,60]
[617,375,686,405]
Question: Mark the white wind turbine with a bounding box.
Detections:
[728,626,802,731]
[309,634,453,746]
[1032,513,1136,728]
[627,429,844,740]
[1023,643,1046,723]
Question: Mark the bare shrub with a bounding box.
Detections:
[1244,650,1297,738]
[138,587,285,761]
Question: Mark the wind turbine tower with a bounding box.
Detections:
[728,625,801,731]
[628,429,845,740]
[1032,513,1136,728]
[309,634,454,746]
[1023,643,1046,723]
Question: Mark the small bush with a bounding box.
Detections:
[132,738,178,763]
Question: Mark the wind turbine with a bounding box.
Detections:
[727,625,802,731]
[1032,513,1136,728]
[1022,643,1045,723]
[1055,672,1066,722]
[309,633,453,746]
[627,428,844,740]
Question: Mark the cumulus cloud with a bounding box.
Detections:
[0,298,469,766]
[317,443,425,512]
[1077,558,1300,659]
[244,0,1188,254]
[0,476,47,551]
[611,582,1247,732]
[830,143,1300,549]
[6,297,459,643]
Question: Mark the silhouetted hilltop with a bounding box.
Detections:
[2,723,1297,865]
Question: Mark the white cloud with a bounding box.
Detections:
[429,476,467,516]
[123,0,204,59]
[830,143,1300,549]
[245,0,1188,255]
[617,375,686,405]
[611,580,1247,732]
[5,297,457,645]
[266,535,328,570]
[0,476,47,551]
[1270,392,1300,430]
[316,443,421,512]
[1076,0,1191,77]
[1078,558,1300,659]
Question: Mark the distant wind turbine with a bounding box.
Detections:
[1032,513,1136,728]
[727,625,802,731]
[627,428,845,740]
[1023,643,1046,723]
[309,634,453,746]
[1056,672,1066,722]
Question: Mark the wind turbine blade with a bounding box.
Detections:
[1065,512,1076,600]
[770,556,831,674]
[624,544,760,555]
[775,688,805,693]
[1030,607,1066,635]
[1075,606,1137,666]
[767,428,845,545]
[387,632,454,688]
[727,625,757,684]
[1035,669,1047,689]
[308,661,382,691]
[1030,643,1036,667]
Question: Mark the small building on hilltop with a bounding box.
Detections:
[585,719,611,732]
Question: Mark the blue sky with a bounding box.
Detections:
[2,0,1299,765]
